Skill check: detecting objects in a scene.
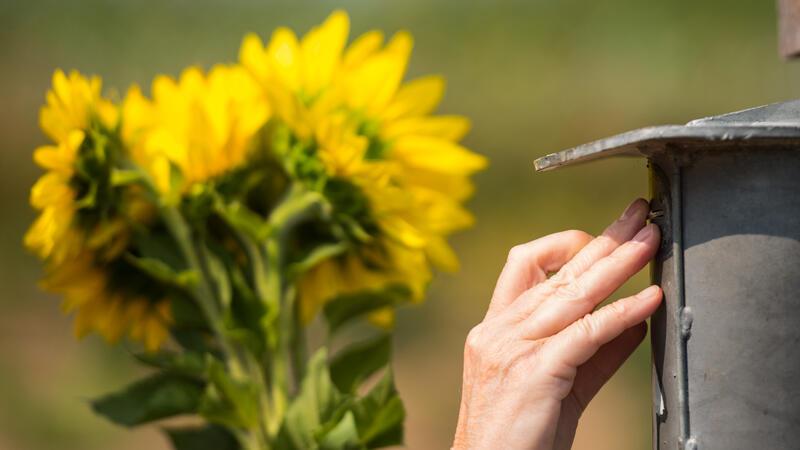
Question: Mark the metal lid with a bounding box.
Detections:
[534,99,800,172]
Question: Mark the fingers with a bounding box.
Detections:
[520,222,660,339]
[569,322,647,412]
[486,230,592,319]
[504,198,650,324]
[541,285,662,370]
[548,198,649,288]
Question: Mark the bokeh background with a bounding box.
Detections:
[1,1,798,449]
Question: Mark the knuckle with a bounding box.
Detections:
[506,244,529,264]
[576,314,602,348]
[465,323,513,375]
[606,300,630,325]
[553,278,587,303]
[561,229,592,243]
[465,325,487,356]
[602,251,625,267]
[550,263,579,284]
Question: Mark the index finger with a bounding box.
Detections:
[486,229,592,319]
[548,198,650,287]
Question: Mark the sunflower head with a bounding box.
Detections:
[42,252,172,352]
[123,65,271,195]
[241,10,487,324]
[26,70,145,264]
[27,70,169,350]
[40,69,118,143]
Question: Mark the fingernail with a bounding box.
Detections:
[638,285,660,299]
[619,199,644,220]
[632,224,654,242]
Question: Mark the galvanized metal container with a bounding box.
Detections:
[535,100,800,450]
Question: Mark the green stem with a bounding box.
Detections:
[262,184,322,432]
[133,164,277,448]
[162,182,323,448]
[161,205,273,450]
[288,286,307,388]
[265,236,289,434]
[161,206,232,357]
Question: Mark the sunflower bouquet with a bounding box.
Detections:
[25,11,485,450]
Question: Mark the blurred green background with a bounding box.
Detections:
[1,0,797,449]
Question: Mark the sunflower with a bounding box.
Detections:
[39,69,118,145]
[25,70,120,264]
[240,11,487,323]
[26,70,168,350]
[24,130,85,264]
[42,252,171,352]
[122,64,270,194]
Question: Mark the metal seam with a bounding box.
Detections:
[671,162,694,449]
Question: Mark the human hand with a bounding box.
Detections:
[452,199,662,450]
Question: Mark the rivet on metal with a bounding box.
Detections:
[679,307,693,339]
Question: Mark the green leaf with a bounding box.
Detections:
[287,242,348,280]
[352,370,405,448]
[133,231,189,273]
[199,244,232,308]
[318,411,362,450]
[215,200,270,241]
[228,264,268,354]
[169,294,216,355]
[330,334,392,393]
[198,361,260,429]
[165,424,239,450]
[276,349,342,449]
[110,168,144,186]
[323,285,411,335]
[268,184,324,233]
[73,182,98,209]
[171,329,215,355]
[124,254,198,288]
[170,294,208,329]
[166,160,185,206]
[134,350,208,379]
[92,373,204,427]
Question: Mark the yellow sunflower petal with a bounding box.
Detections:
[97,295,128,343]
[239,33,270,81]
[300,10,349,95]
[267,27,302,91]
[381,115,471,141]
[380,75,445,121]
[367,307,395,328]
[299,260,341,323]
[426,236,460,272]
[378,215,427,249]
[33,145,69,172]
[342,30,384,69]
[391,136,488,175]
[30,173,73,209]
[142,312,169,352]
[343,31,413,114]
[402,167,475,200]
[414,188,475,233]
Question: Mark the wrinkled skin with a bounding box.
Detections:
[453,199,662,450]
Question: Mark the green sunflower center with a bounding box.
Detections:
[71,130,126,229]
